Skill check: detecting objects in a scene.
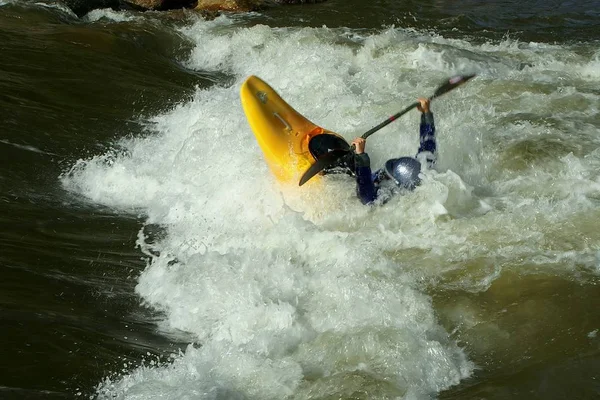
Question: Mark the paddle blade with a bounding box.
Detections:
[299,150,350,186]
[431,74,476,99]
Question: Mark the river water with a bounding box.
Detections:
[1,0,599,399]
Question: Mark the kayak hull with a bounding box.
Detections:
[240,75,345,185]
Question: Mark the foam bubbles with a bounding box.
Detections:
[61,12,600,400]
[85,9,137,23]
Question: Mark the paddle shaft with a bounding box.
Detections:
[359,74,475,141]
[361,101,419,140]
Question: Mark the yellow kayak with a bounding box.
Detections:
[240,75,350,185]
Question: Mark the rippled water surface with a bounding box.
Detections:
[1,0,599,399]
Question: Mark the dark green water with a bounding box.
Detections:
[1,0,599,399]
[0,3,203,397]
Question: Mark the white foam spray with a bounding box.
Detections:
[62,12,600,400]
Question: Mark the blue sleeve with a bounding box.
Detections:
[354,153,377,205]
[417,112,436,154]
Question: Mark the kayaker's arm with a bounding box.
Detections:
[417,111,435,153]
[355,153,377,205]
[416,98,436,164]
[352,138,377,205]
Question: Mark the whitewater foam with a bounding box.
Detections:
[60,11,600,400]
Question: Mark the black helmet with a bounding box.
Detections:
[308,134,354,174]
[384,157,422,189]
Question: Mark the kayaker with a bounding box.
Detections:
[352,98,436,205]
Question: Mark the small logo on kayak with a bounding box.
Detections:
[257,91,268,104]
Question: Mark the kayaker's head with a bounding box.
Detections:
[308,134,355,174]
[384,157,422,190]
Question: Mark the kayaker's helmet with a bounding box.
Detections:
[308,134,355,174]
[384,157,422,190]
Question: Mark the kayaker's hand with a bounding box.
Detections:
[352,138,366,154]
[417,97,430,113]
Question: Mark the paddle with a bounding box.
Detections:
[299,74,476,186]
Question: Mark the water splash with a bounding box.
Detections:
[61,12,600,400]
